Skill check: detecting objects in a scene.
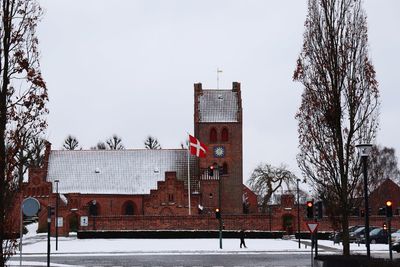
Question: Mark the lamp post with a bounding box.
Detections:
[269,205,272,232]
[217,166,222,249]
[92,200,97,230]
[54,179,59,251]
[356,143,372,258]
[297,178,301,249]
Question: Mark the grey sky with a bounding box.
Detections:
[37,0,400,183]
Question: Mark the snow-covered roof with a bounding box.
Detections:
[198,90,239,122]
[47,149,197,195]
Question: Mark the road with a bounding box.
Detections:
[14,253,312,267]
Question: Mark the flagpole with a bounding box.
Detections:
[187,140,191,215]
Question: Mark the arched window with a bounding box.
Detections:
[124,202,134,215]
[222,162,228,175]
[210,128,217,143]
[221,128,229,142]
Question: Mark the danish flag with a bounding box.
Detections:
[189,134,207,158]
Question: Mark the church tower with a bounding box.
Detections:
[194,82,243,214]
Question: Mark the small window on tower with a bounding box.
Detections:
[221,128,229,142]
[210,128,217,143]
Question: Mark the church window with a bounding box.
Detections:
[221,128,229,142]
[222,162,228,175]
[210,128,217,143]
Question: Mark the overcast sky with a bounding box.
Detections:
[37,0,400,184]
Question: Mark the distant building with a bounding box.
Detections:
[369,178,400,216]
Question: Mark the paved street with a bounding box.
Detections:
[14,253,312,267]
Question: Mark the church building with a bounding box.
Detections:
[21,82,258,235]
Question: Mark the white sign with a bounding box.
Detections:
[80,216,88,227]
[55,217,63,227]
[306,222,319,233]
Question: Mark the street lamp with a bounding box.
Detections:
[356,143,372,258]
[297,178,301,249]
[217,165,222,249]
[54,179,59,251]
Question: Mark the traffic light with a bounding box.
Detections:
[316,201,323,219]
[383,222,388,231]
[386,200,393,218]
[208,165,214,177]
[306,201,313,219]
[215,208,221,219]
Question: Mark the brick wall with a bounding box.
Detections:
[79,214,400,232]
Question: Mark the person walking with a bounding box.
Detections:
[240,229,247,248]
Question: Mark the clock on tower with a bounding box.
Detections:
[213,146,226,158]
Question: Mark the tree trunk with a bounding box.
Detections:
[341,193,350,256]
[0,84,8,267]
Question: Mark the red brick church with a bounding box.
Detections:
[21,82,260,235]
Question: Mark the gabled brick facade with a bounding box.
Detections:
[369,179,400,216]
[143,172,200,216]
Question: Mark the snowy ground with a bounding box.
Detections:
[19,223,310,254]
[8,222,394,266]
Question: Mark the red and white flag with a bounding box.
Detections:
[189,134,207,158]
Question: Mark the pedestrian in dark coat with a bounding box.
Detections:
[240,229,247,248]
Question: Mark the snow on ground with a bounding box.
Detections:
[25,222,40,237]
[318,239,389,252]
[18,222,389,255]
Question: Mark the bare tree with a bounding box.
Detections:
[293,0,379,255]
[28,136,45,168]
[144,135,161,149]
[368,145,400,192]
[14,130,45,186]
[248,163,298,213]
[0,1,48,265]
[13,127,31,186]
[63,135,80,150]
[106,135,124,150]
